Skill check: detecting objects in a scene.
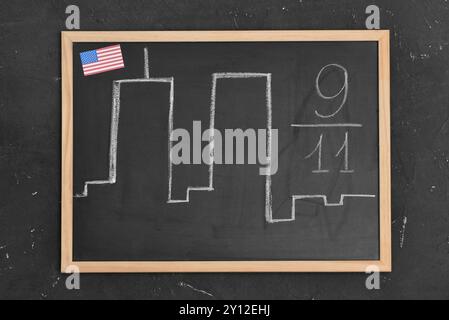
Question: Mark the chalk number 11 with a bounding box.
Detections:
[306,132,354,174]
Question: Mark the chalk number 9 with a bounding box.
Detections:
[315,64,349,119]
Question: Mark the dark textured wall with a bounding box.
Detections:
[0,0,448,300]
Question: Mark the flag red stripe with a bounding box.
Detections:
[97,53,122,60]
[97,49,120,55]
[84,64,125,76]
[83,61,124,72]
[96,45,120,53]
[84,67,124,76]
[83,61,124,73]
[84,65,124,76]
[84,63,125,75]
[83,57,123,69]
[83,56,123,67]
[97,48,121,55]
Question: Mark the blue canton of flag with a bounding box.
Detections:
[80,50,99,65]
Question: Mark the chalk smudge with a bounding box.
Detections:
[178,281,214,298]
[400,216,408,249]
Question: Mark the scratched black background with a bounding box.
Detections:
[0,0,448,300]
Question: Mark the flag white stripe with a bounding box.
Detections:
[84,63,124,75]
[98,53,123,60]
[97,54,121,60]
[83,62,123,73]
[84,56,123,67]
[84,65,124,76]
[83,57,123,69]
[83,61,124,72]
[96,45,120,53]
[97,50,121,58]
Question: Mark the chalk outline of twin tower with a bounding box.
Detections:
[75,48,376,223]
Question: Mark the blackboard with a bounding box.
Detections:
[62,31,391,272]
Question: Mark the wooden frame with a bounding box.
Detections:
[62,30,391,273]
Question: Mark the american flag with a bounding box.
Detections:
[80,45,125,76]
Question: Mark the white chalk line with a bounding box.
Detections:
[178,281,214,298]
[75,48,175,198]
[168,72,273,209]
[314,64,349,119]
[75,59,372,225]
[304,133,325,173]
[269,194,376,223]
[75,77,174,198]
[400,216,408,249]
[144,47,150,79]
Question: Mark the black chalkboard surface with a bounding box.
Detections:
[62,31,391,272]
